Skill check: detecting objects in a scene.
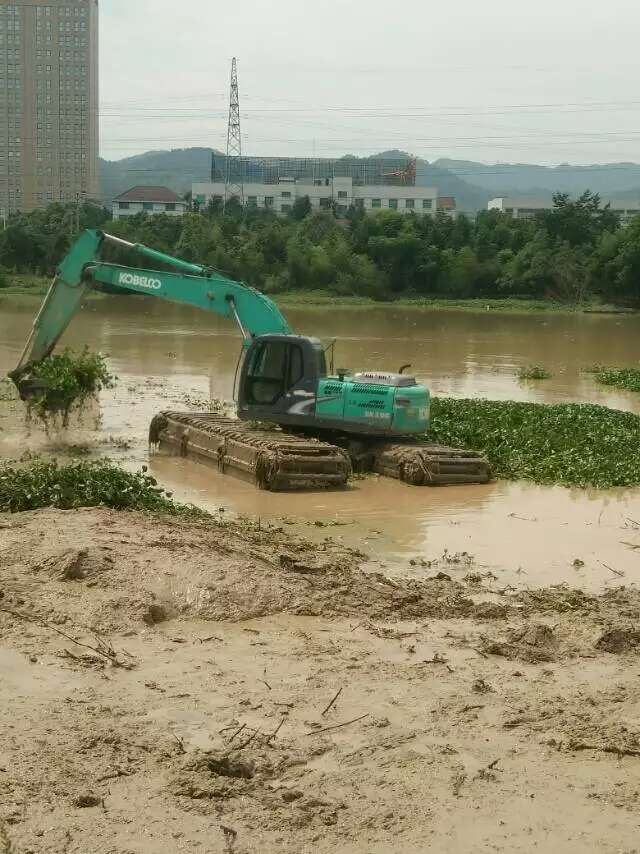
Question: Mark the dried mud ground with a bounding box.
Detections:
[1,509,640,854]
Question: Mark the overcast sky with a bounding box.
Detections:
[100,0,640,166]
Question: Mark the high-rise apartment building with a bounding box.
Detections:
[0,0,99,214]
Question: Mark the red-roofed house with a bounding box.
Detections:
[437,196,456,212]
[112,186,188,220]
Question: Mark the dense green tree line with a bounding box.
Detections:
[1,191,638,303]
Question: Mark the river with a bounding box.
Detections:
[1,296,640,591]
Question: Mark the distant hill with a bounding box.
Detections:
[98,147,640,212]
[434,158,640,202]
[99,147,219,203]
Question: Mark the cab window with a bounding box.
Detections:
[246,341,304,405]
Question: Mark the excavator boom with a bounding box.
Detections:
[12,228,290,378]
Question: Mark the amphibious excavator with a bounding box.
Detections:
[10,229,490,490]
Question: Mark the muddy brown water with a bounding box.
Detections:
[2,296,640,591]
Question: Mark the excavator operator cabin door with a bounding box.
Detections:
[242,338,306,415]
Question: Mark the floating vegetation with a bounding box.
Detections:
[0,459,206,516]
[15,348,115,425]
[517,365,552,380]
[429,397,640,488]
[593,367,640,393]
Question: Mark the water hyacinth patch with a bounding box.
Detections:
[429,397,640,489]
[0,459,205,516]
[593,367,640,393]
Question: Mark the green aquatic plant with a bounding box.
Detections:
[517,365,552,380]
[429,397,640,489]
[18,348,115,424]
[0,459,206,516]
[593,367,640,393]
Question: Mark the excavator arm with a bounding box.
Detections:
[11,228,291,381]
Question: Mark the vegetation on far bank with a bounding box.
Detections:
[0,272,51,297]
[0,458,205,516]
[2,190,640,306]
[429,397,640,489]
[1,281,627,315]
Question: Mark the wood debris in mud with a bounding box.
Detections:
[321,687,343,716]
[0,606,135,669]
[304,714,369,737]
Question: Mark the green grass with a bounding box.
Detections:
[275,293,626,314]
[0,281,634,315]
[429,397,640,488]
[0,274,110,302]
[593,367,640,392]
[517,365,552,380]
[0,273,51,296]
[0,458,206,516]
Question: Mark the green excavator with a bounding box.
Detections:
[10,229,490,490]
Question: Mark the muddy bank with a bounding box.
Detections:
[2,508,640,853]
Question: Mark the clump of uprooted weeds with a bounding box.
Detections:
[19,347,115,426]
[517,364,552,380]
[0,458,206,517]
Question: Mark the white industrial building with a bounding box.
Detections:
[488,197,551,219]
[112,186,187,220]
[192,177,439,217]
[489,196,640,226]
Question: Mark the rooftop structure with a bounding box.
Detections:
[210,154,417,188]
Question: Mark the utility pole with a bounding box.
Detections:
[224,57,244,213]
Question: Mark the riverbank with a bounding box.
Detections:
[277,291,635,315]
[1,276,635,315]
[1,505,640,854]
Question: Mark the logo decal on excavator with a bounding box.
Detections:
[118,272,162,290]
[287,393,339,415]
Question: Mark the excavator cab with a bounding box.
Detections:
[238,334,326,420]
[238,334,430,437]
